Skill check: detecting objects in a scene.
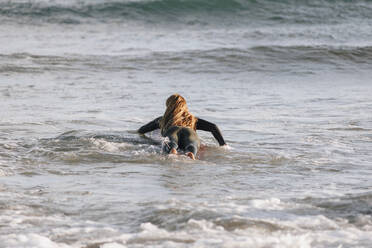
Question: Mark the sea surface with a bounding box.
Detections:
[1,0,372,247]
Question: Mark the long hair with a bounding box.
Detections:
[159,94,197,135]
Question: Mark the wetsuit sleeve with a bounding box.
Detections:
[196,118,226,146]
[138,116,162,134]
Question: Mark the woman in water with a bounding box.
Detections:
[138,94,226,160]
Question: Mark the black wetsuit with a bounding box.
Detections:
[162,126,200,155]
[138,117,226,155]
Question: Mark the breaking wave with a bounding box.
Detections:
[1,0,372,25]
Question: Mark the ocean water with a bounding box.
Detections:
[1,0,372,247]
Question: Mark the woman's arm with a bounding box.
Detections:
[138,116,162,134]
[196,118,226,146]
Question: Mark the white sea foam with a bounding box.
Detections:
[1,198,371,248]
[101,243,127,248]
[249,197,284,210]
[0,233,71,248]
[90,220,327,248]
[1,218,370,248]
[220,144,232,150]
[135,217,371,247]
[90,138,131,152]
[0,168,13,177]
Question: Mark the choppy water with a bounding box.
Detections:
[1,0,372,247]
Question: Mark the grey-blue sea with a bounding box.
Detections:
[1,0,372,247]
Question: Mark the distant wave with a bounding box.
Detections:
[249,45,372,64]
[1,0,371,25]
[2,45,372,74]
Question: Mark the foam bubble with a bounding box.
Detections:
[0,233,71,248]
[249,197,283,210]
[90,138,131,152]
[220,144,232,150]
[101,243,127,248]
[106,220,314,248]
[0,168,13,177]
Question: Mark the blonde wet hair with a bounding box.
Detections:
[159,94,197,136]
